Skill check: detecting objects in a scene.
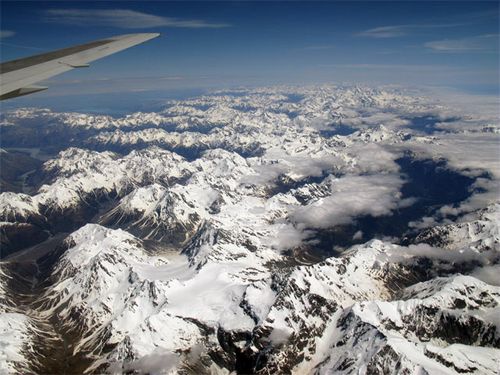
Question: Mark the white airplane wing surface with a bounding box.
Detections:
[0,33,159,100]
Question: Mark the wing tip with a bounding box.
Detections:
[140,32,161,40]
[110,33,161,42]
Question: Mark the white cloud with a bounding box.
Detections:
[357,25,408,38]
[348,143,401,174]
[243,153,345,186]
[352,230,363,240]
[408,216,438,230]
[340,111,410,131]
[425,88,500,123]
[0,30,15,39]
[394,125,500,219]
[44,9,230,29]
[245,142,400,189]
[404,133,500,180]
[111,348,180,374]
[265,222,314,251]
[424,34,499,52]
[380,242,491,265]
[357,22,467,38]
[438,178,500,217]
[471,265,500,286]
[356,13,495,39]
[292,174,408,228]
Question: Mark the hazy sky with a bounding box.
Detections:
[0,1,498,103]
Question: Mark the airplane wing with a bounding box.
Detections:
[0,33,159,100]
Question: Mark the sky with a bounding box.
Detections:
[0,1,499,109]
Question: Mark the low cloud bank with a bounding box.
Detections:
[292,174,412,228]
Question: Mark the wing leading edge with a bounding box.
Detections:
[0,33,160,100]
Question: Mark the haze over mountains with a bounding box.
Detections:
[0,85,499,374]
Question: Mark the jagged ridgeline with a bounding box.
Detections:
[1,86,499,374]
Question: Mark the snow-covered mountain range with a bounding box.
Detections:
[1,85,499,374]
